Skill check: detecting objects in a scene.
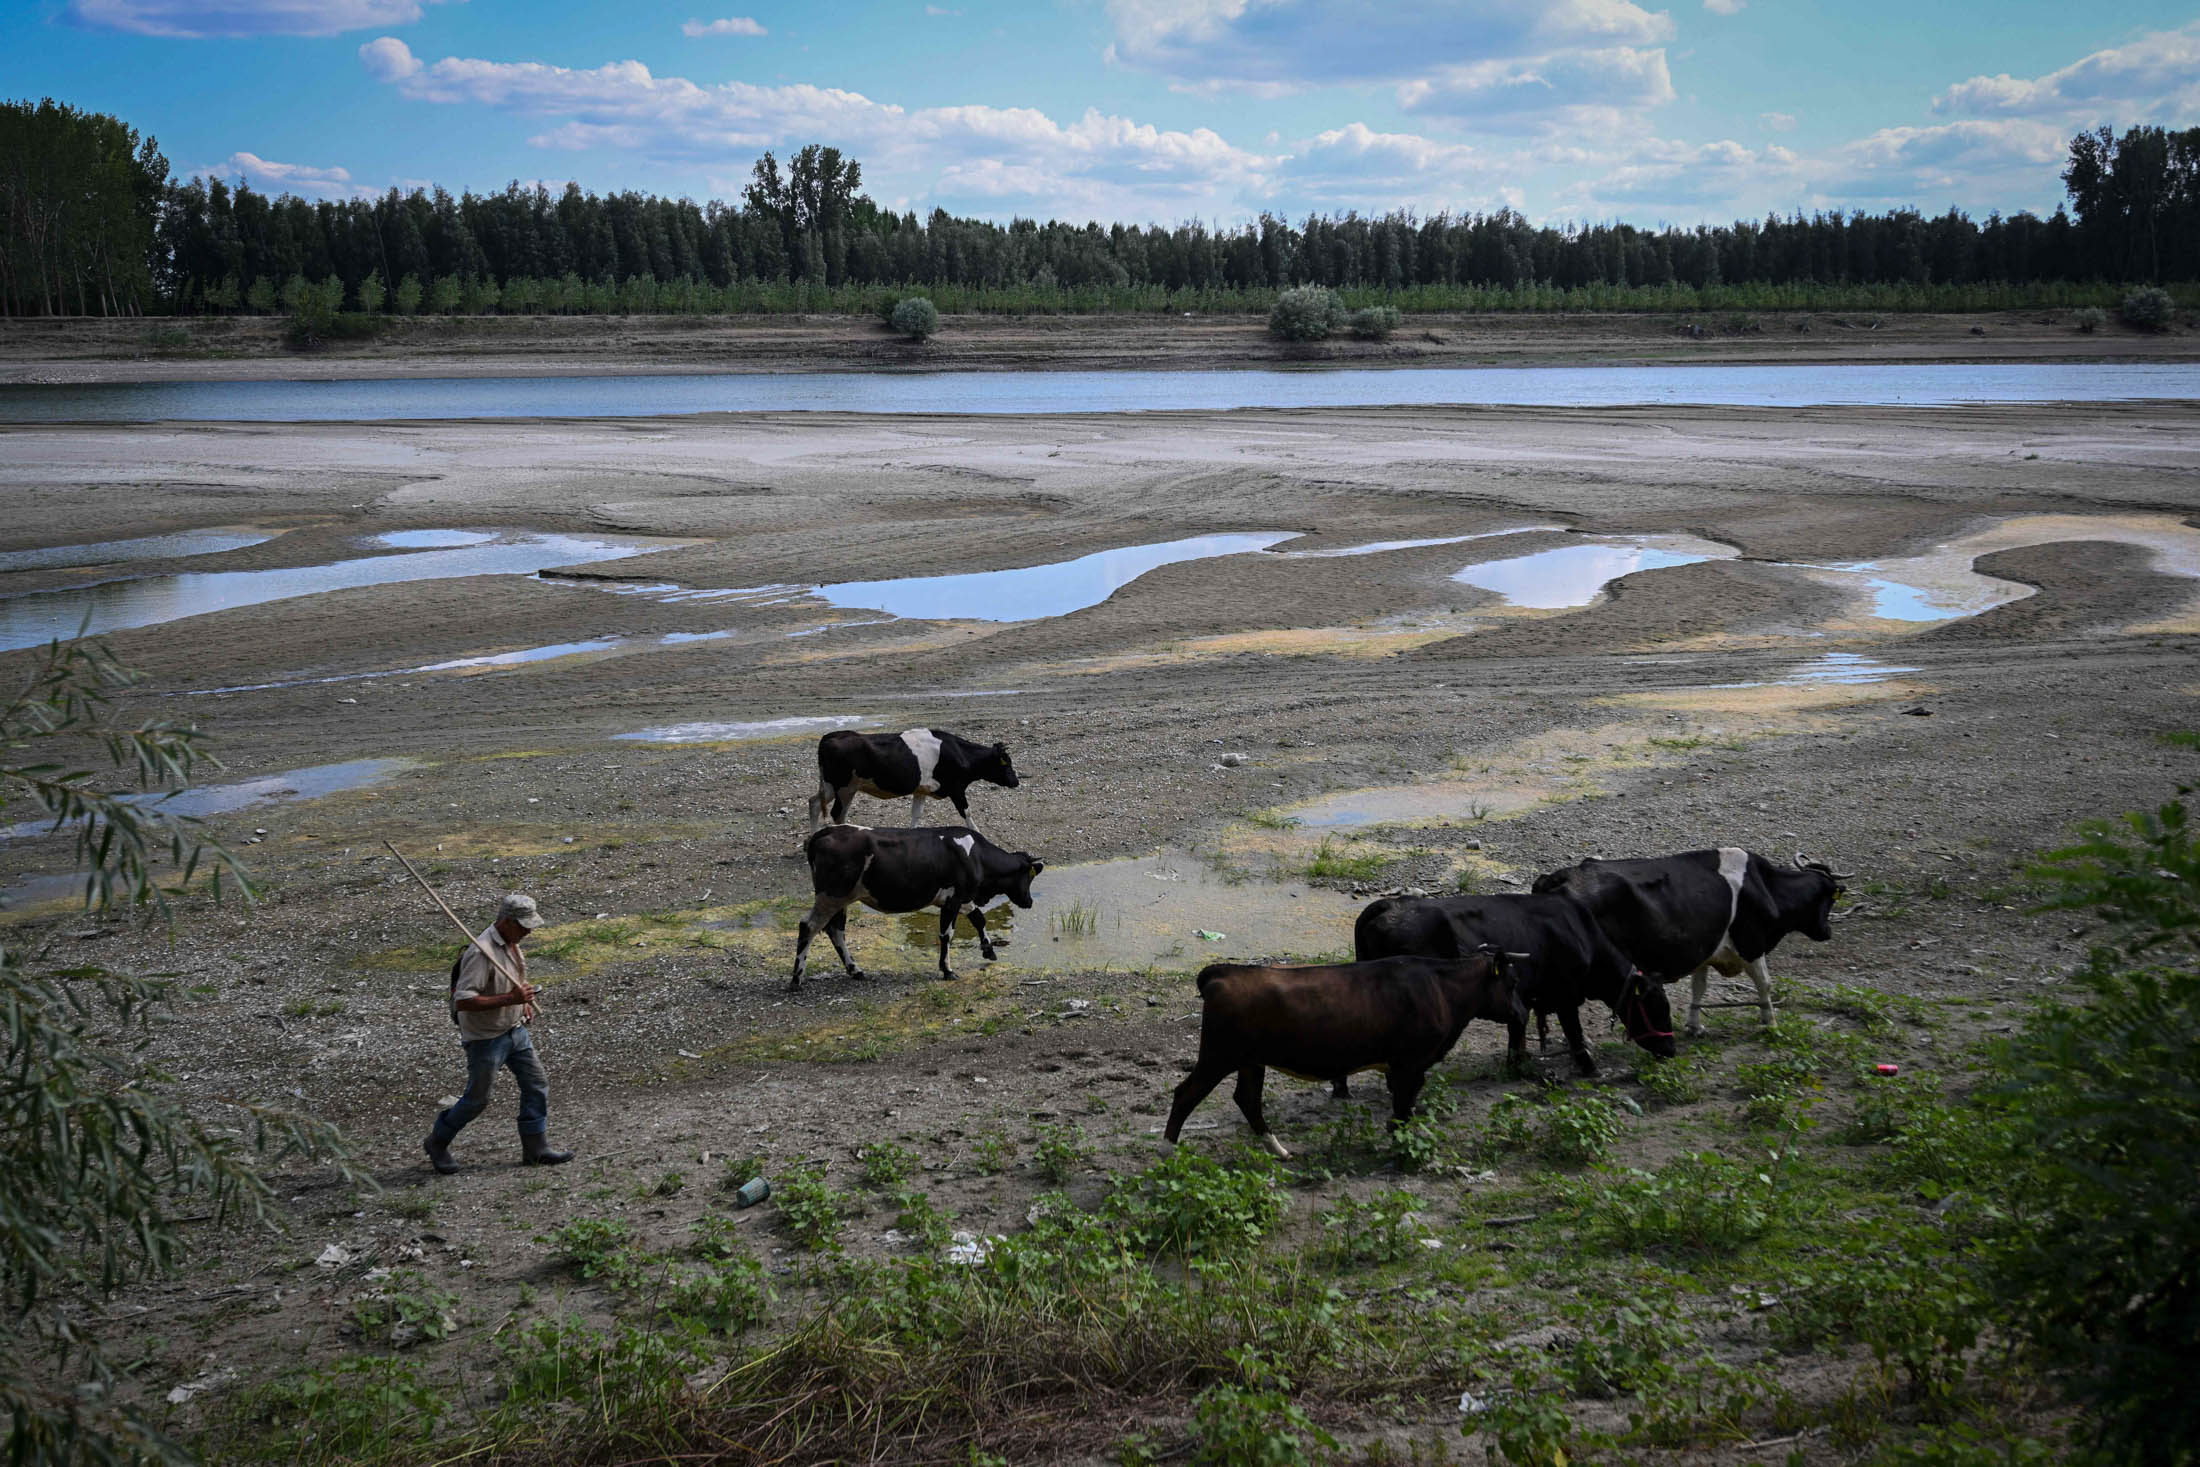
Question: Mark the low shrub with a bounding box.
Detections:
[2072,305,2109,334]
[1346,305,1401,339]
[2120,285,2175,331]
[1267,285,1344,342]
[890,295,940,340]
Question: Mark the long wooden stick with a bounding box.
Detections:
[384,840,527,992]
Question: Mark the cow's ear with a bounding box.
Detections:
[1027,859,1045,875]
[993,741,1007,753]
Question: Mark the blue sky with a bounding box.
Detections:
[8,1,2198,226]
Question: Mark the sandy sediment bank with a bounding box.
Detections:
[1,308,2194,383]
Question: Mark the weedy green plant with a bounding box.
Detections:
[224,1356,449,1465]
[970,1130,1014,1175]
[1190,1351,1338,1466]
[641,1168,686,1198]
[1540,1091,1622,1165]
[1560,1301,1693,1398]
[1105,1147,1285,1258]
[2121,285,2175,331]
[1577,1150,1792,1256]
[774,1163,849,1253]
[1318,1188,1422,1267]
[1032,1123,1093,1183]
[1772,1227,1982,1404]
[496,1314,706,1420]
[658,1254,769,1335]
[1636,1052,1708,1105]
[889,1186,956,1249]
[541,1217,639,1281]
[857,1140,920,1189]
[1735,1055,1823,1130]
[1472,1091,1538,1163]
[1243,807,1302,830]
[349,1270,460,1349]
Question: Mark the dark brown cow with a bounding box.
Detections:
[1163,952,1522,1158]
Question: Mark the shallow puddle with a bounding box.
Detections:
[1782,652,1920,684]
[373,529,496,549]
[1451,533,1739,610]
[998,848,1359,968]
[1,756,417,841]
[1268,526,1562,560]
[0,527,278,574]
[1799,513,2200,624]
[0,532,678,652]
[415,639,626,672]
[616,715,875,744]
[812,533,1297,622]
[1288,783,1546,830]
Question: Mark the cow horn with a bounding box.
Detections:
[1792,851,1811,868]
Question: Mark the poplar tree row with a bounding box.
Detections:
[4,96,2196,319]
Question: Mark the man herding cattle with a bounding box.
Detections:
[809,727,1019,831]
[423,893,573,1174]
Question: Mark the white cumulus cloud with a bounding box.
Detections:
[1932,22,2200,122]
[1760,111,1796,131]
[1398,45,1674,129]
[681,16,766,37]
[358,39,1276,220]
[1105,0,1673,86]
[67,0,456,37]
[1702,0,1744,14]
[192,151,369,198]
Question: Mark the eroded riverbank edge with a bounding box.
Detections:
[3,307,2197,384]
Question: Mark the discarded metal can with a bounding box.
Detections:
[732,1176,771,1209]
[1874,1064,1900,1077]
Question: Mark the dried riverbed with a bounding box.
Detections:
[2,388,2197,1460]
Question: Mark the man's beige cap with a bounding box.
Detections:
[497,893,543,931]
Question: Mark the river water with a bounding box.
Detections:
[2,362,2196,422]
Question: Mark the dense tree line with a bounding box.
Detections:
[0,99,168,316]
[4,101,2197,318]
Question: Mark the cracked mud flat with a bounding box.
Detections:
[3,393,2199,1460]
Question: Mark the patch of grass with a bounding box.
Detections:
[1636,1052,1708,1105]
[1243,807,1303,830]
[1048,900,1100,937]
[382,1189,438,1223]
[638,1169,686,1199]
[283,997,344,1019]
[1302,836,1398,882]
[222,1356,450,1465]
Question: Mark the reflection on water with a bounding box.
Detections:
[814,533,1296,622]
[1452,533,1738,609]
[0,528,275,573]
[375,529,496,549]
[1009,849,1359,968]
[1272,526,1563,559]
[616,715,874,744]
[4,363,2198,422]
[2,757,416,840]
[0,532,674,651]
[1290,784,1545,830]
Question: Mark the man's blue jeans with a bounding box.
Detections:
[431,1025,549,1141]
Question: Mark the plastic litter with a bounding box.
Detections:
[1195,929,1227,942]
[732,1176,772,1209]
[1874,1063,1901,1077]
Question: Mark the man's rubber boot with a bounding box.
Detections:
[521,1131,572,1166]
[424,1134,459,1175]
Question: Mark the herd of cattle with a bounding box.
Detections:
[787,726,1851,1156]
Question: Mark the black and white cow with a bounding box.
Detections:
[791,824,1044,990]
[1354,892,1677,1077]
[1531,849,1850,1036]
[809,728,1020,833]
